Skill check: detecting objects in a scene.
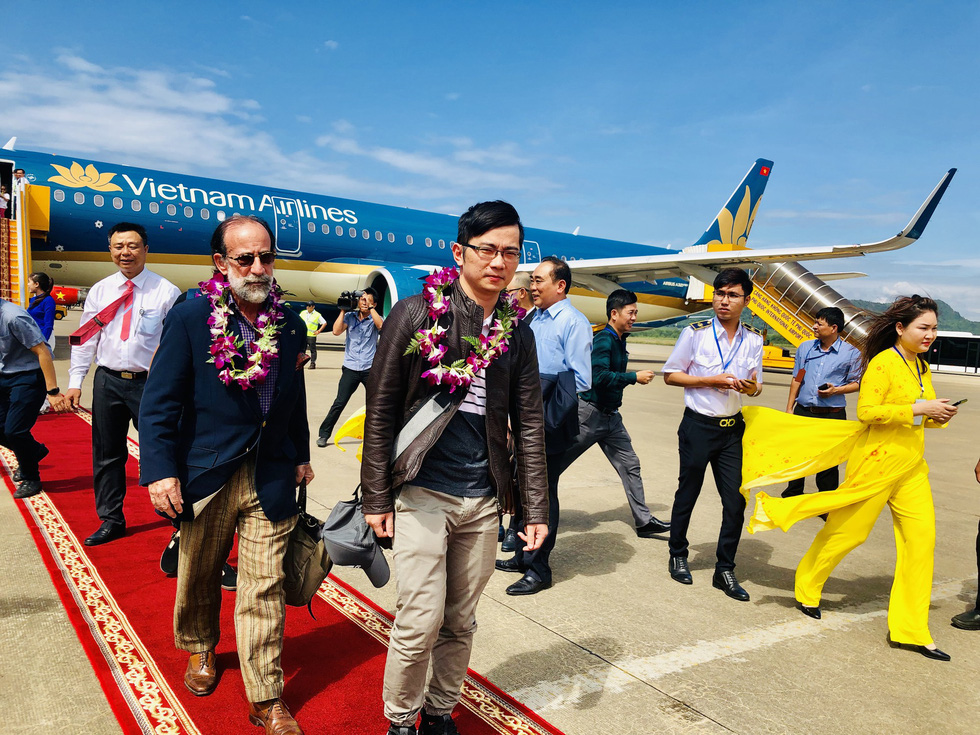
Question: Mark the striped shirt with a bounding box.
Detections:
[233,301,280,416]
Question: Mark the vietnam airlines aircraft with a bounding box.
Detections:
[0,140,955,338]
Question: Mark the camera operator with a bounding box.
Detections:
[316,287,383,447]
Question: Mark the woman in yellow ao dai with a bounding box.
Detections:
[740,296,958,661]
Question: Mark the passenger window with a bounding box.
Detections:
[93,195,104,207]
[149,202,159,214]
[388,233,395,243]
[113,198,123,209]
[131,200,141,211]
[375,231,382,241]
[407,235,414,245]
[184,206,193,218]
[167,204,177,216]
[425,238,432,248]
[438,239,445,249]
[349,227,356,238]
[217,210,226,221]
[201,208,210,220]
[308,222,316,233]
[362,229,370,239]
[53,190,65,202]
[74,192,85,205]
[336,225,343,237]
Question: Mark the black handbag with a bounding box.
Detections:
[282,480,332,613]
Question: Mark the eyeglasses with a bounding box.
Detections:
[504,287,525,293]
[223,251,276,267]
[463,243,522,263]
[713,289,745,301]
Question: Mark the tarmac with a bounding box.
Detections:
[3,308,979,734]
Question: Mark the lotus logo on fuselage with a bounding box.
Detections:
[48,162,123,192]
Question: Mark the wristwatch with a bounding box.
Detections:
[46,387,60,396]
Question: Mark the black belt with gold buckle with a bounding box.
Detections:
[100,367,148,380]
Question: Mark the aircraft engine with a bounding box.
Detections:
[365,264,438,315]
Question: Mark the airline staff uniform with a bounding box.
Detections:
[662,318,764,572]
[784,337,862,496]
[69,269,180,529]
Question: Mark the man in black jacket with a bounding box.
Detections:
[360,201,549,735]
[558,289,670,537]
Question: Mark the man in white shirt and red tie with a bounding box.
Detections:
[67,222,181,546]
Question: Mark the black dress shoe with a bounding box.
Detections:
[712,570,750,601]
[505,574,550,596]
[887,634,951,661]
[13,479,42,499]
[160,529,180,575]
[495,557,525,574]
[387,725,417,735]
[636,517,670,537]
[799,603,821,619]
[12,468,22,483]
[951,608,980,630]
[420,709,459,735]
[84,521,126,546]
[668,556,692,584]
[315,436,329,448]
[500,527,518,552]
[221,563,238,591]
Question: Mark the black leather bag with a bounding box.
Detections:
[283,480,332,612]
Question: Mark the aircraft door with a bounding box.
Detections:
[522,239,540,264]
[270,196,301,255]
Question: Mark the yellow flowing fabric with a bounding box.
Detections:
[741,349,943,645]
[333,406,366,462]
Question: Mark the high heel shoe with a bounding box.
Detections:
[798,603,821,620]
[886,634,951,661]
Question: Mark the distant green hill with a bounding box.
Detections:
[849,299,980,334]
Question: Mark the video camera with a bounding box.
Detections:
[337,290,363,311]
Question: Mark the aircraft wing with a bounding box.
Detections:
[551,168,955,288]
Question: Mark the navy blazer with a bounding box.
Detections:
[138,295,310,522]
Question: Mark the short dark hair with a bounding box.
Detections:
[362,287,378,302]
[815,306,845,332]
[108,222,148,247]
[457,200,524,250]
[712,267,753,297]
[210,215,276,257]
[540,255,572,292]
[606,289,637,320]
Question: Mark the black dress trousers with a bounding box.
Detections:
[92,367,146,525]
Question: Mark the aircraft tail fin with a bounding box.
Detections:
[691,158,773,249]
[2,137,16,151]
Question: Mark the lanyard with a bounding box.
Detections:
[712,320,744,371]
[891,346,923,397]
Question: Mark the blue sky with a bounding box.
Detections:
[4,2,979,314]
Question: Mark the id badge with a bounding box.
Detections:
[913,398,925,426]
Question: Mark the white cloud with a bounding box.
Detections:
[323,40,339,51]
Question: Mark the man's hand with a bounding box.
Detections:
[635,370,656,385]
[148,477,183,518]
[704,373,740,390]
[48,393,70,412]
[65,388,82,409]
[365,512,395,538]
[295,463,315,485]
[817,383,837,398]
[519,523,549,551]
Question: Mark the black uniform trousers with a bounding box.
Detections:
[669,408,745,572]
[783,405,847,496]
[92,367,145,526]
[513,456,562,585]
[0,368,47,481]
[974,518,980,609]
[306,336,319,366]
[318,366,371,439]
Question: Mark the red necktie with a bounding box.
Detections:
[69,280,135,346]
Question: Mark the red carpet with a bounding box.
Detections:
[7,410,564,735]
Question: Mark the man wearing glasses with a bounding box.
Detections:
[662,268,763,601]
[141,215,313,734]
[315,288,383,447]
[66,222,181,546]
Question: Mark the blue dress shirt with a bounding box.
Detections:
[342,311,380,371]
[793,337,862,409]
[529,298,593,392]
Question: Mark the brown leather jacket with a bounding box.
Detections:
[360,281,549,524]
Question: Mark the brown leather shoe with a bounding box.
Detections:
[183,650,217,696]
[248,699,303,734]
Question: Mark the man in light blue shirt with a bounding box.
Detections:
[783,306,862,498]
[497,255,592,595]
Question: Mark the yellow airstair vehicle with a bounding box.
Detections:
[1,182,50,307]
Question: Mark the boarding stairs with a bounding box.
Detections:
[1,183,48,307]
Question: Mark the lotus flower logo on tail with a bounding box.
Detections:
[705,185,762,248]
[48,162,123,192]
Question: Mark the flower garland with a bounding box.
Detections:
[404,266,525,392]
[199,274,284,389]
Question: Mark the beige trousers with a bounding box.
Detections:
[383,485,498,726]
[174,460,297,702]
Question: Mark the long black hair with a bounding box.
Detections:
[29,272,54,309]
[861,295,938,372]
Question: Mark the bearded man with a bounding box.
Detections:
[140,215,313,735]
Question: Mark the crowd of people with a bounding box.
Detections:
[0,203,978,735]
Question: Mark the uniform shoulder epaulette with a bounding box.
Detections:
[742,323,764,336]
[690,319,712,331]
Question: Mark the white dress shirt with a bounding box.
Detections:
[68,268,181,389]
[662,317,764,417]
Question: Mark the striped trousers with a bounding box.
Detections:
[174,460,297,702]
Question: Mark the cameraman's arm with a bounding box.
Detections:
[332,309,348,336]
[370,308,383,331]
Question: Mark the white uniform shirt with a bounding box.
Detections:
[662,317,764,417]
[68,268,181,389]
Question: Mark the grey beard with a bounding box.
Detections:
[229,273,272,304]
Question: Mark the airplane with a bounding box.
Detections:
[0,139,955,344]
